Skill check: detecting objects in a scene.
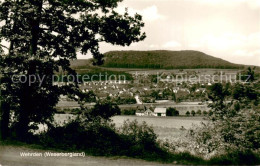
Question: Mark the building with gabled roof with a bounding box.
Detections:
[153,107,166,116]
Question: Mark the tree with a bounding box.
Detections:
[232,83,258,105]
[238,67,256,83]
[187,82,260,155]
[196,110,202,116]
[208,83,231,120]
[0,0,145,140]
[202,110,208,116]
[162,88,171,99]
[246,67,255,82]
[151,90,160,100]
[166,107,179,116]
[91,101,121,120]
[186,111,190,116]
[191,110,195,116]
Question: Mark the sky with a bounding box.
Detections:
[79,0,260,66]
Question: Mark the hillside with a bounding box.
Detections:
[102,50,241,69]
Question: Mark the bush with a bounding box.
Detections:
[90,101,121,120]
[115,97,137,104]
[184,82,260,158]
[121,109,136,115]
[196,110,202,115]
[120,120,157,146]
[40,118,126,155]
[40,117,168,158]
[118,119,165,157]
[191,110,196,116]
[166,107,179,116]
[209,150,260,165]
[186,111,190,116]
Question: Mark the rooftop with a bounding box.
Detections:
[154,107,166,113]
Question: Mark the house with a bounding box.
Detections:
[135,110,145,116]
[135,105,146,116]
[153,107,167,116]
[144,109,153,116]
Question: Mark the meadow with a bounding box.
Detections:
[51,114,206,142]
[111,116,206,141]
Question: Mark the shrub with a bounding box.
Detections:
[209,150,260,165]
[40,118,125,155]
[184,82,260,158]
[115,97,137,104]
[196,110,202,115]
[121,109,136,115]
[40,117,167,158]
[118,119,171,159]
[120,119,157,145]
[203,110,208,116]
[90,101,121,120]
[166,107,179,116]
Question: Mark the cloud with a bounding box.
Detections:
[162,41,182,48]
[189,43,202,49]
[189,32,260,51]
[233,49,260,57]
[149,44,159,48]
[247,0,260,9]
[116,5,166,22]
[233,50,248,57]
[203,34,246,50]
[187,32,260,65]
[140,5,166,21]
[231,49,260,65]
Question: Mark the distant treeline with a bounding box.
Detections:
[104,63,240,69]
[102,50,243,69]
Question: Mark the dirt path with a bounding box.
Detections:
[0,145,174,166]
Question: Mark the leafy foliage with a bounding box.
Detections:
[121,108,136,115]
[0,0,145,139]
[166,107,179,116]
[186,82,260,156]
[40,116,164,158]
[90,101,121,120]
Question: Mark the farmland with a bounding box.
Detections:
[112,115,206,140]
[52,114,206,141]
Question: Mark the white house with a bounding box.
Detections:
[144,109,153,116]
[135,110,145,116]
[135,105,146,116]
[153,107,167,117]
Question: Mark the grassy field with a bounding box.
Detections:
[52,114,205,142]
[111,116,206,141]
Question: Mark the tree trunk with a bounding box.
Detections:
[0,0,19,140]
[0,101,10,140]
[16,0,43,140]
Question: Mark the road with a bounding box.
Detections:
[0,145,175,166]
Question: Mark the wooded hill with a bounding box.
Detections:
[102,50,242,69]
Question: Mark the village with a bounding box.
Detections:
[54,69,231,116]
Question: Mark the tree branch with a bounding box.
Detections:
[0,44,8,49]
